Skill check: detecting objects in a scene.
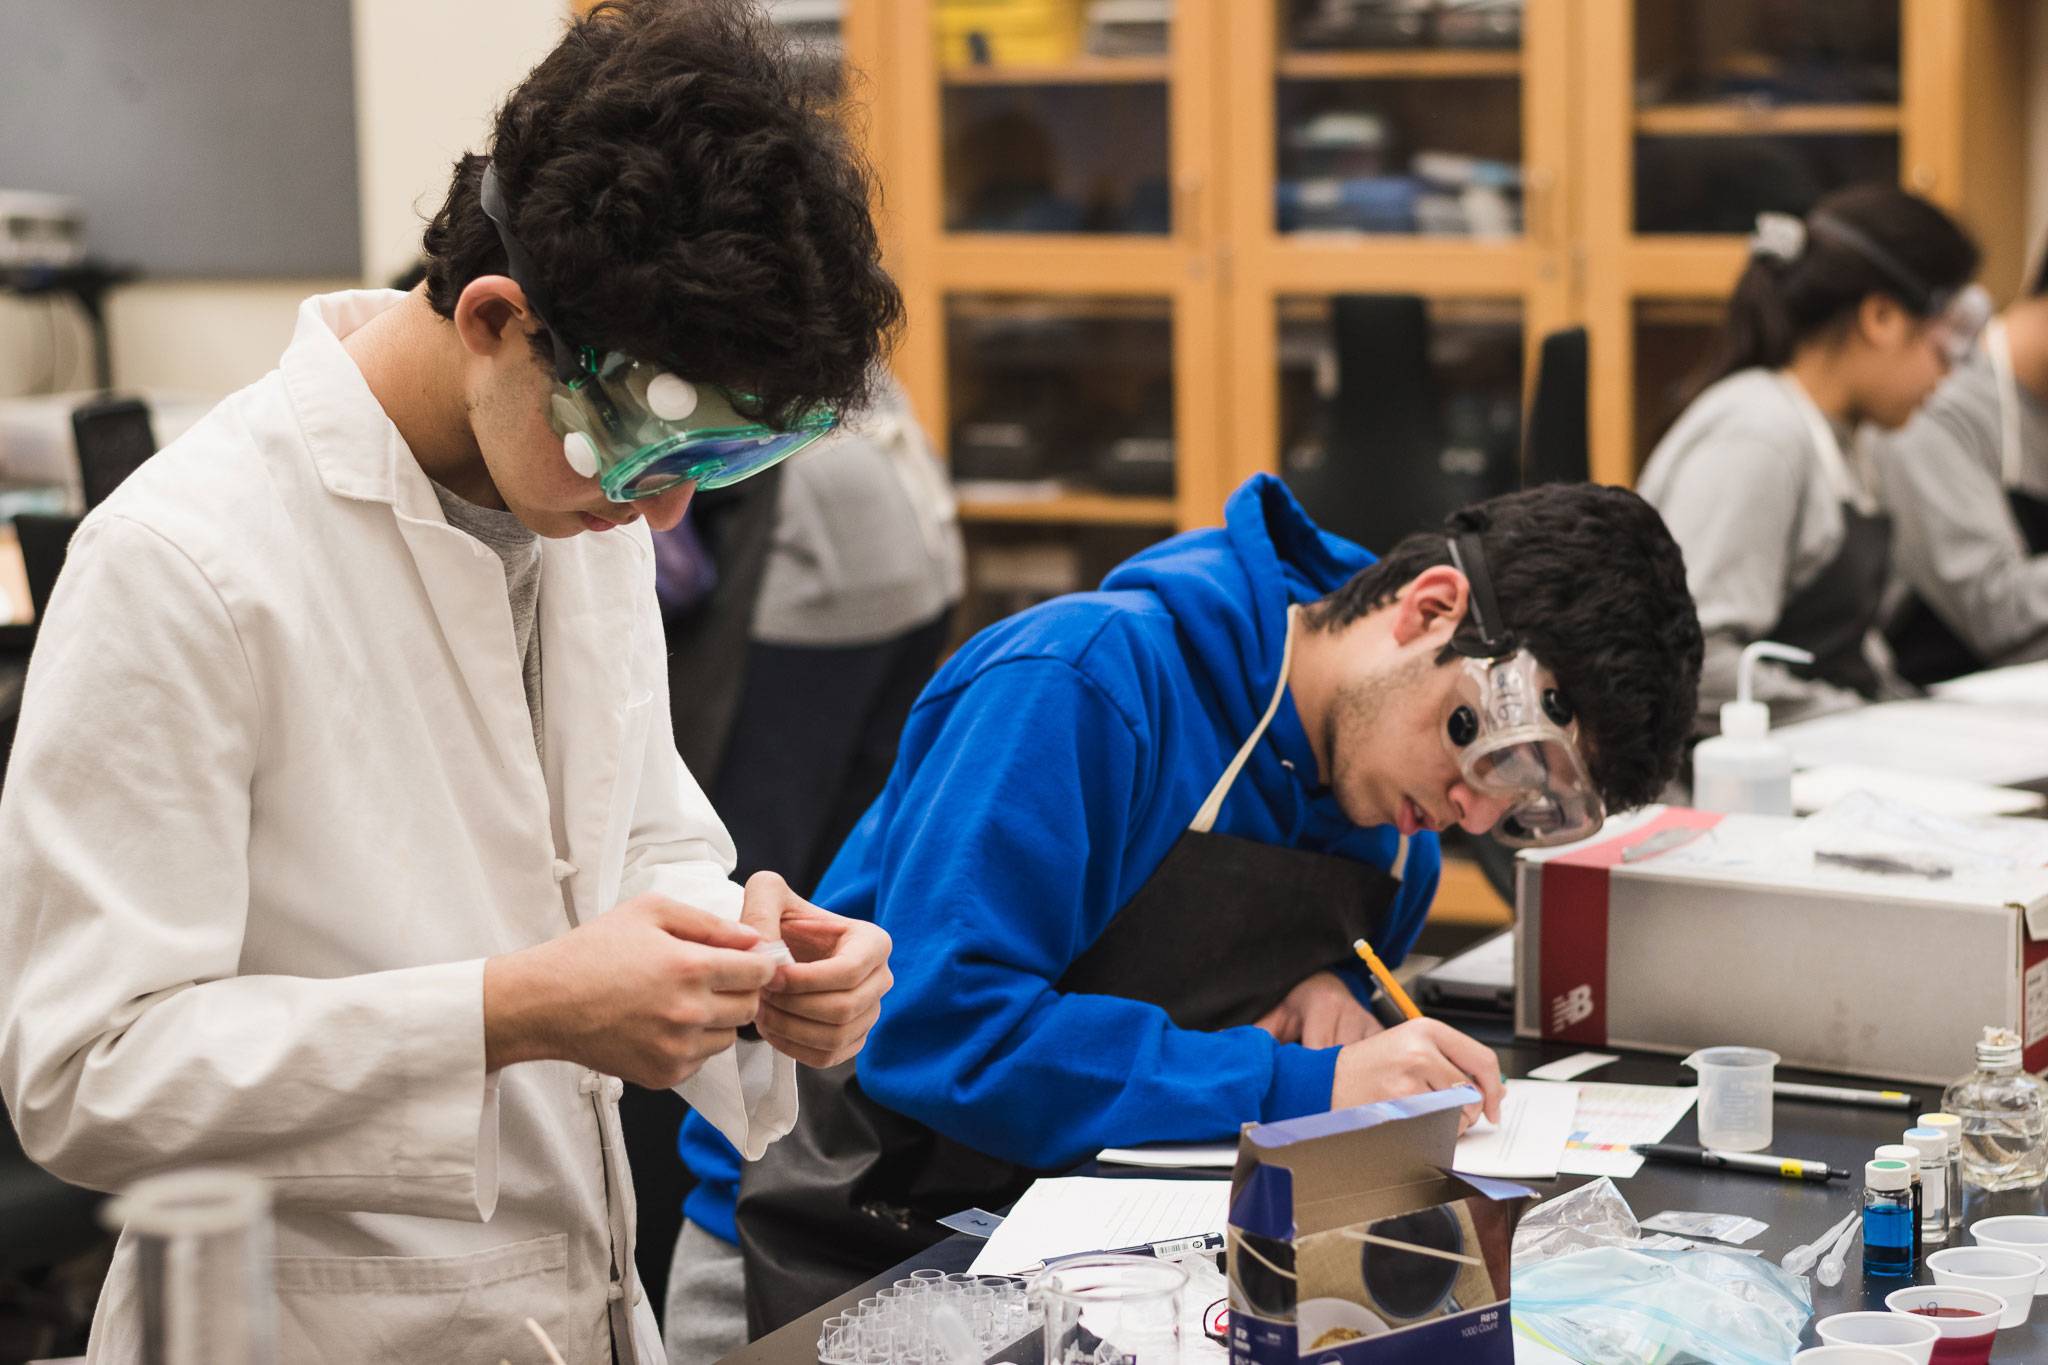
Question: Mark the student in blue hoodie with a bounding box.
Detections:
[670,473,1702,1345]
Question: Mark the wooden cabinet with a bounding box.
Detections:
[864,0,2031,506]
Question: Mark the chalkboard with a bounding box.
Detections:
[0,0,361,278]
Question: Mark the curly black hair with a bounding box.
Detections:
[1310,484,1704,812]
[420,0,902,428]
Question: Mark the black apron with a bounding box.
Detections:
[1768,501,1894,698]
[1764,378,1894,698]
[734,608,1410,1336]
[1888,322,2048,685]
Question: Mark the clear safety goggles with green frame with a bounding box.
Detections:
[478,162,837,502]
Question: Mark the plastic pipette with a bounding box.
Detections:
[1781,1209,1858,1276]
[1816,1213,1863,1288]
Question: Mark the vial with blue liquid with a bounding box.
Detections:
[1863,1159,1916,1278]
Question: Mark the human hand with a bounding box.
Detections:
[739,871,894,1069]
[1254,971,1386,1049]
[1330,1019,1505,1129]
[483,895,774,1088]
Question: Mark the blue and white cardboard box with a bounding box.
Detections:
[1226,1088,1532,1365]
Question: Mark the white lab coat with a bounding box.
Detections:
[0,291,796,1365]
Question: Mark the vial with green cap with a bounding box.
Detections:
[1863,1159,1915,1279]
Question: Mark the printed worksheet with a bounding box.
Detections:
[1556,1082,1698,1178]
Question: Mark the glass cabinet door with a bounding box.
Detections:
[946,293,1177,501]
[936,1,1174,235]
[1274,2,1527,238]
[1632,0,1901,233]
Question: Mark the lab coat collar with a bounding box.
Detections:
[280,290,444,521]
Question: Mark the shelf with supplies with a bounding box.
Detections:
[940,55,1171,84]
[1274,50,1522,82]
[1632,102,1903,138]
[954,490,1178,527]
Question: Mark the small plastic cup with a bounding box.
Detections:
[1927,1245,2044,1328]
[1970,1215,2048,1296]
[1792,1349,1917,1364]
[1816,1310,1940,1365]
[1884,1284,2004,1365]
[1684,1046,1779,1151]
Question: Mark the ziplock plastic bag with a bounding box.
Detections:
[1511,1178,1642,1267]
[1510,1179,1810,1364]
[1511,1245,1812,1365]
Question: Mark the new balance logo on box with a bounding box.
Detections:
[1551,984,1595,1033]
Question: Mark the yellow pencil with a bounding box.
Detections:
[1353,937,1422,1022]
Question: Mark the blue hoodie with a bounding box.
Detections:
[678,475,1441,1244]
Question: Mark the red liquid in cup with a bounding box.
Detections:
[1907,1308,1997,1365]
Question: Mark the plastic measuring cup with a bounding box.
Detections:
[1684,1047,1779,1151]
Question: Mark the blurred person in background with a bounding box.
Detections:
[661,372,962,1365]
[1875,235,2048,685]
[1638,184,1985,732]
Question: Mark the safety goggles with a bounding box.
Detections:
[1925,283,1994,367]
[1807,213,1992,367]
[1441,535,1604,848]
[479,163,837,502]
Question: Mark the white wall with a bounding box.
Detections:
[349,0,567,288]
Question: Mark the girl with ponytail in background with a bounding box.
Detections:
[1638,184,1988,732]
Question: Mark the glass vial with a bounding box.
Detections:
[1863,1159,1915,1280]
[1905,1126,1951,1248]
[1940,1027,2048,1194]
[1876,1144,1923,1267]
[1919,1112,1965,1236]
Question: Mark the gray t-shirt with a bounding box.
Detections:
[1869,331,2048,666]
[751,376,964,648]
[431,481,544,759]
[1637,368,1874,730]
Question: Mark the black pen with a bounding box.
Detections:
[1632,1143,1850,1183]
[1016,1232,1226,1277]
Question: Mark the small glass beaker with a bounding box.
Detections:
[1032,1254,1187,1365]
[1685,1046,1779,1151]
[105,1168,276,1365]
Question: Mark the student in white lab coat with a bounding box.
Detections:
[1638,184,1986,732]
[0,4,901,1362]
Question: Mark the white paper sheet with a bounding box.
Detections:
[1454,1080,1580,1180]
[1096,1142,1237,1169]
[1513,1329,1587,1365]
[966,1178,1231,1276]
[1932,659,2048,707]
[1775,698,2048,786]
[1557,1082,1699,1179]
[1526,1052,1620,1082]
[1791,764,2046,818]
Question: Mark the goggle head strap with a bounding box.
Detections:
[1446,532,1517,660]
[1809,213,1946,316]
[477,161,583,384]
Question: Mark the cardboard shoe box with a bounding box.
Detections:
[1227,1089,1530,1365]
[1514,806,2048,1084]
